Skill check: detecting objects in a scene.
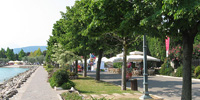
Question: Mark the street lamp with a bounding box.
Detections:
[140,33,152,99]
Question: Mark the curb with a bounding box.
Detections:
[156,75,200,82]
[57,94,63,100]
[100,80,164,100]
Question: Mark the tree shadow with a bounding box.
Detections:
[87,71,200,100]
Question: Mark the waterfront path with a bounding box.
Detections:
[87,71,200,100]
[10,66,60,100]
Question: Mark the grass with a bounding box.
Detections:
[72,76,139,95]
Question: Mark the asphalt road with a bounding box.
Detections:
[86,71,200,100]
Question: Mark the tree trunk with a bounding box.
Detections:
[96,49,103,81]
[122,38,127,90]
[181,32,196,100]
[83,56,87,77]
[75,60,78,74]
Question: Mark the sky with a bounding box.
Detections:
[0,0,76,49]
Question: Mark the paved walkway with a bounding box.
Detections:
[87,71,200,100]
[10,66,60,100]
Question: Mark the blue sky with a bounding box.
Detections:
[0,0,76,49]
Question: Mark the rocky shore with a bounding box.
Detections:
[0,66,38,100]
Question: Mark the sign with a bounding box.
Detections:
[165,36,170,57]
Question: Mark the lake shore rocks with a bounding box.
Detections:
[0,66,38,100]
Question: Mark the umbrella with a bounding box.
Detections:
[129,51,143,55]
[108,51,160,63]
[127,55,160,62]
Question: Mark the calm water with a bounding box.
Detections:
[0,68,29,83]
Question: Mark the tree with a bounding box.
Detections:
[33,48,42,57]
[0,48,7,58]
[42,50,47,56]
[6,47,14,60]
[14,54,19,61]
[18,49,26,61]
[147,37,166,61]
[140,0,200,99]
[36,55,45,65]
[51,43,81,68]
[59,1,94,77]
[0,58,9,65]
[86,0,143,90]
[29,52,34,57]
[29,48,42,57]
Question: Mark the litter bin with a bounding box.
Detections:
[130,79,138,91]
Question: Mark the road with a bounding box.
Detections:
[87,71,200,100]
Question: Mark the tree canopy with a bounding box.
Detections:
[46,0,200,99]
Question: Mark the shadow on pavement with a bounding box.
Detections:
[86,71,200,100]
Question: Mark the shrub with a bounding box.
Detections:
[61,92,82,100]
[194,66,200,78]
[69,72,77,76]
[47,64,54,68]
[160,59,174,75]
[175,65,183,77]
[49,77,56,88]
[49,69,69,87]
[61,80,75,89]
[192,66,196,74]
[46,68,54,73]
[113,62,122,69]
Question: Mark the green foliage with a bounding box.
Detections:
[91,97,109,100]
[197,75,200,79]
[22,55,45,64]
[46,68,54,73]
[194,66,200,78]
[51,43,81,68]
[44,64,54,73]
[18,49,26,61]
[160,59,174,76]
[49,69,69,87]
[69,72,77,76]
[61,92,82,100]
[0,48,7,58]
[29,48,42,57]
[49,77,56,88]
[147,37,166,61]
[6,47,15,60]
[0,58,9,65]
[192,44,200,59]
[113,62,122,69]
[192,66,196,74]
[175,65,183,77]
[61,80,75,89]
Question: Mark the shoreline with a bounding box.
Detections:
[0,65,38,99]
[1,65,35,68]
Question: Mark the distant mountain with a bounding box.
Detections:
[13,46,47,54]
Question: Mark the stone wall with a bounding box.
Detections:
[0,66,38,100]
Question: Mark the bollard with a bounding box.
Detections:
[130,79,138,91]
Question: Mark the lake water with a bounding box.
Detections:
[0,67,29,83]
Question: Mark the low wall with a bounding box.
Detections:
[0,66,38,100]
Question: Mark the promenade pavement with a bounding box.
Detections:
[87,71,200,100]
[10,66,60,100]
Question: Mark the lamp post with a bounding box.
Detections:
[140,33,152,99]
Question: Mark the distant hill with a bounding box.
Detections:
[13,46,47,54]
